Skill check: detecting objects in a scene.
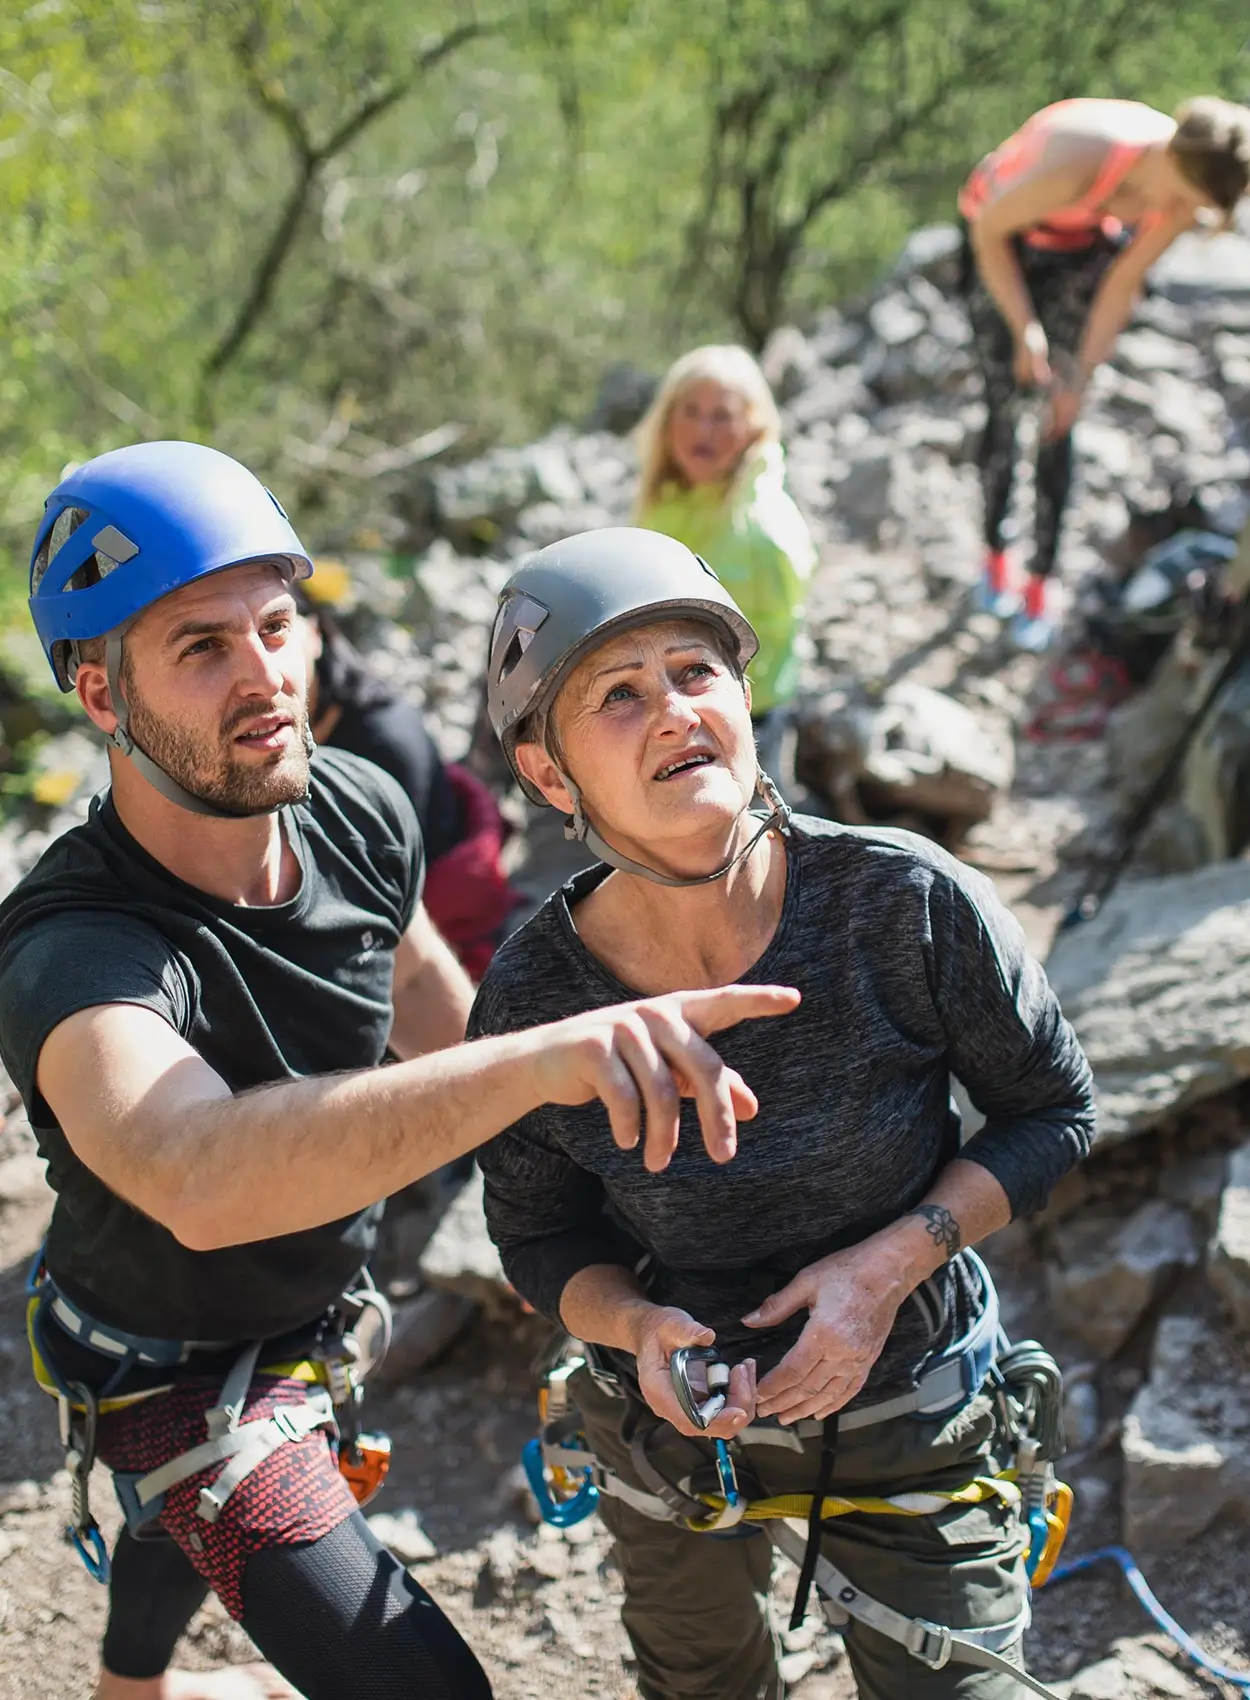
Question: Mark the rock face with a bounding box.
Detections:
[1045,861,1250,1146]
[1207,1141,1250,1328]
[1121,1310,1250,1551]
[1046,1201,1199,1357]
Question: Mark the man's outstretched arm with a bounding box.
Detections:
[37,984,800,1250]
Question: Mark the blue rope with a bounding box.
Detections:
[1049,1546,1250,1692]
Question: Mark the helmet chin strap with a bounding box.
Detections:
[562,770,791,888]
[102,630,313,820]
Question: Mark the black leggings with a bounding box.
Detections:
[965,231,1121,577]
[102,1515,493,1699]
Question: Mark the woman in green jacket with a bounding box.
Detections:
[634,345,816,789]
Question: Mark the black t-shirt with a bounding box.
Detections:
[0,748,423,1342]
[326,697,462,864]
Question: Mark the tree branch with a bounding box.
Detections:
[196,19,497,421]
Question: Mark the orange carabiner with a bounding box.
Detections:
[1030,1481,1074,1588]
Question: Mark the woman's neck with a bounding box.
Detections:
[572,824,788,994]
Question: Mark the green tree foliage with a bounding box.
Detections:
[0,0,1246,582]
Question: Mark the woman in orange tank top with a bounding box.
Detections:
[959,96,1249,649]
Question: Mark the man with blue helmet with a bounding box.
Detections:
[0,441,799,1700]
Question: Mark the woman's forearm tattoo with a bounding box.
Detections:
[908,1204,962,1260]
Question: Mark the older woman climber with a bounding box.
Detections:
[470,527,1096,1700]
[961,95,1250,650]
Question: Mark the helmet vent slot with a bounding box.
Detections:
[31,506,89,593]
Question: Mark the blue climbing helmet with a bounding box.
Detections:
[30,440,313,690]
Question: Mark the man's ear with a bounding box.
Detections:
[742,674,753,715]
[74,659,119,736]
[514,740,575,814]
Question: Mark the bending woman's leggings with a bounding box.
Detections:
[964,231,1120,578]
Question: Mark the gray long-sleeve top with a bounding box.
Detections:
[470,817,1095,1400]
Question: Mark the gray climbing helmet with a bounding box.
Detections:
[487,527,759,806]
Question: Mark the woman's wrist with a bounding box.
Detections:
[560,1266,663,1356]
[616,1297,669,1356]
[853,1211,954,1292]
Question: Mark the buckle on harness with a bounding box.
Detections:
[271,1407,304,1444]
[910,1621,954,1670]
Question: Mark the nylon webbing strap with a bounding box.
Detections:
[623,1407,711,1523]
[206,1340,264,1439]
[767,1520,1065,1700]
[197,1400,333,1524]
[135,1393,335,1523]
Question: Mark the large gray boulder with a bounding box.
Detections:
[1121,1310,1250,1551]
[1148,229,1250,302]
[1045,861,1250,1146]
[797,679,1013,829]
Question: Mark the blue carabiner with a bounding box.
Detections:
[713,1439,741,1509]
[1024,1507,1049,1581]
[521,1437,600,1528]
[70,1521,111,1584]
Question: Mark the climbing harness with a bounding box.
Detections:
[524,1254,1075,1696]
[26,1255,393,1584]
[1049,1547,1250,1694]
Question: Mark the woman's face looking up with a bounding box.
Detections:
[515,619,757,859]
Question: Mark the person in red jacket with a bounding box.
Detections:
[960,95,1250,650]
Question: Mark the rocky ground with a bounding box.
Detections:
[0,225,1249,1695]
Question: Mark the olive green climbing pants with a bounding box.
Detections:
[574,1366,1029,1700]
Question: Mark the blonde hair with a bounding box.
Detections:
[1170,97,1250,228]
[633,345,782,518]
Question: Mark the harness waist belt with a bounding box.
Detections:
[49,1294,235,1367]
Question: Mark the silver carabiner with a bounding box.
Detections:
[669,1346,732,1430]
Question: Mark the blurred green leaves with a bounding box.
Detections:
[0,0,1245,595]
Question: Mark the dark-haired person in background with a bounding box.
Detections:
[297,587,518,980]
